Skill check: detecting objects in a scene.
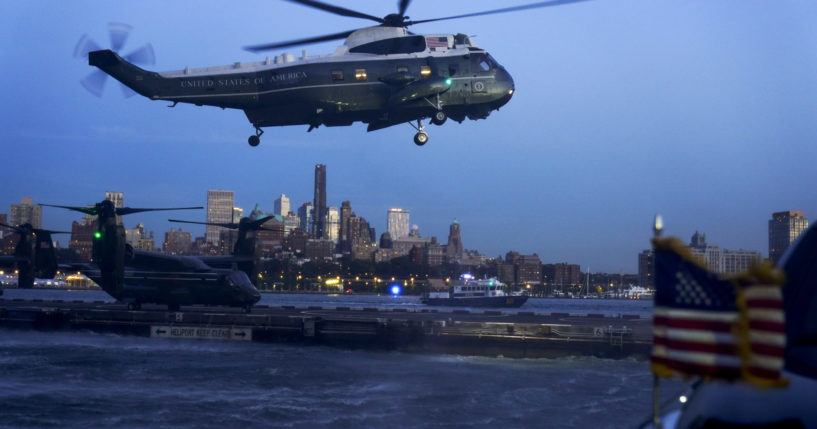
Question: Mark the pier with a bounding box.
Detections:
[0,298,653,359]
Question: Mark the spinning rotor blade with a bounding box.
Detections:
[108,22,132,52]
[73,34,102,59]
[123,43,155,65]
[286,0,383,23]
[407,0,593,26]
[245,29,358,52]
[249,215,276,229]
[169,219,239,229]
[116,206,202,216]
[80,69,108,97]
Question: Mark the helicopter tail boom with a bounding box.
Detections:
[88,49,160,98]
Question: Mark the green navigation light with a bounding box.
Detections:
[94,231,102,239]
[445,78,452,86]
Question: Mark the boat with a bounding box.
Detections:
[421,275,528,308]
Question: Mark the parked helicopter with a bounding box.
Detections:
[0,222,66,289]
[79,0,592,147]
[168,215,276,286]
[41,200,261,312]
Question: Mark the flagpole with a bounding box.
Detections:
[652,214,663,428]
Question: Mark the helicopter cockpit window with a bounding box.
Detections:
[331,70,344,81]
[349,35,426,55]
[470,53,492,72]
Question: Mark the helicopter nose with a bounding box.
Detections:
[496,67,514,106]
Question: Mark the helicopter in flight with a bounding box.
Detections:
[81,0,591,147]
[41,200,261,312]
[0,222,67,289]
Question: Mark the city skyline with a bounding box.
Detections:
[2,1,816,272]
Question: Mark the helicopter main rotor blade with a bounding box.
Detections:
[117,207,203,216]
[398,0,411,18]
[169,219,239,229]
[407,0,593,26]
[39,204,98,216]
[244,28,358,52]
[249,215,276,229]
[286,0,383,24]
[73,34,102,59]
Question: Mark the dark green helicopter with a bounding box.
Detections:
[41,200,261,312]
[79,0,590,147]
[0,222,67,289]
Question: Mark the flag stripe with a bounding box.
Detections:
[653,327,735,345]
[745,298,783,310]
[653,336,738,354]
[748,319,785,332]
[654,315,735,332]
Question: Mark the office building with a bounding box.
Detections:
[688,231,761,273]
[206,190,234,245]
[10,197,42,229]
[387,208,410,239]
[313,164,327,238]
[297,202,313,235]
[446,219,463,261]
[163,228,192,254]
[274,194,290,216]
[769,210,809,264]
[325,207,339,243]
[104,191,124,225]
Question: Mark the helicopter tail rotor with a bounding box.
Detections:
[75,22,155,98]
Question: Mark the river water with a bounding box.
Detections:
[0,290,684,428]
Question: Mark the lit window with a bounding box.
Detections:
[397,65,408,73]
[420,65,432,77]
[355,69,367,80]
[331,70,343,81]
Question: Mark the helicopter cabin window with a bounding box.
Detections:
[420,65,432,77]
[349,35,426,55]
[396,66,408,73]
[331,70,343,81]
[354,69,367,81]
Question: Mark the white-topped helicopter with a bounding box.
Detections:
[79,0,590,146]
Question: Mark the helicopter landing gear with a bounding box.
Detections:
[248,127,264,147]
[409,119,429,146]
[127,302,142,311]
[431,110,447,126]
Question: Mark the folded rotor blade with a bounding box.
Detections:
[169,219,239,229]
[108,22,132,52]
[80,69,108,97]
[407,0,593,26]
[286,0,383,23]
[73,34,102,59]
[39,204,99,216]
[244,29,357,52]
[117,206,203,216]
[123,43,155,65]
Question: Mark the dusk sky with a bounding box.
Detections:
[2,1,815,273]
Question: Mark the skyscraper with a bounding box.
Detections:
[206,190,234,245]
[10,197,42,229]
[274,193,290,216]
[325,207,340,243]
[297,202,313,235]
[313,164,327,238]
[769,210,809,264]
[387,208,410,239]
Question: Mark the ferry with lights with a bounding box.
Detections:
[421,275,528,308]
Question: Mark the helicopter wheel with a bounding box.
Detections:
[248,135,260,147]
[431,110,447,126]
[414,131,429,146]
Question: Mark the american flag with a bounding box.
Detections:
[425,36,448,49]
[651,237,787,386]
[736,272,787,386]
[651,239,742,379]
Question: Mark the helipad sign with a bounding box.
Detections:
[151,325,252,341]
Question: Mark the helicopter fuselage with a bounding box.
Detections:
[88,30,514,144]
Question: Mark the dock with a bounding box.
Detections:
[0,298,653,359]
